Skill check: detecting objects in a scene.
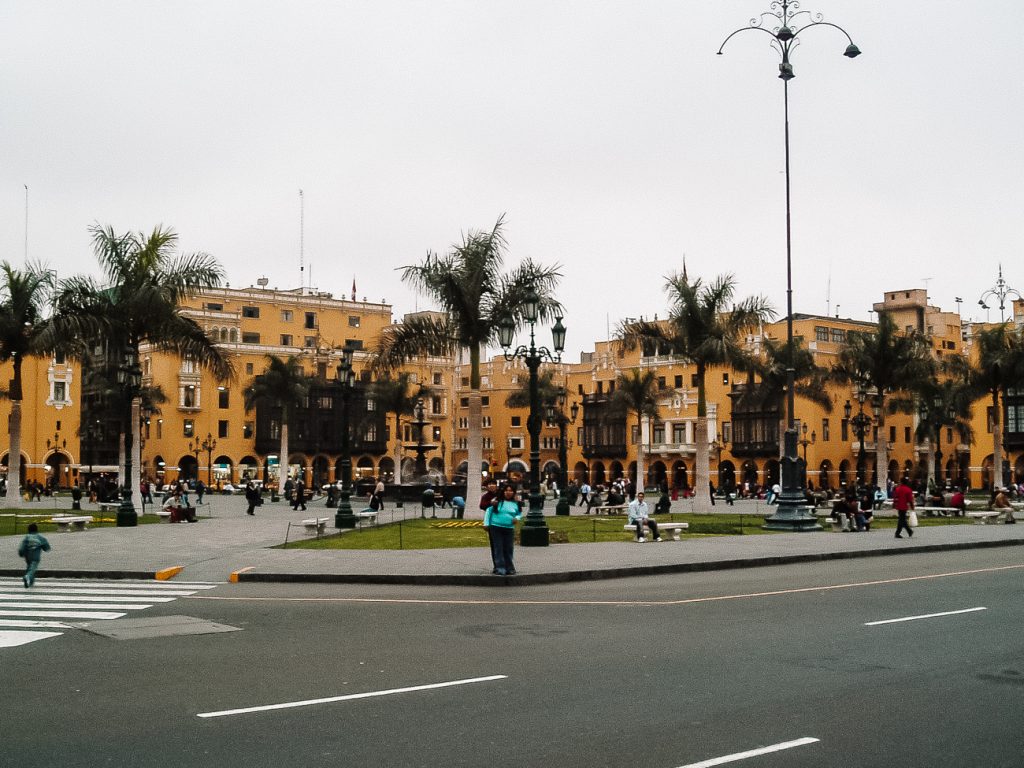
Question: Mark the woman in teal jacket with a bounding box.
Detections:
[483,483,521,576]
[18,523,51,588]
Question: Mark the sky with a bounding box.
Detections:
[2,1,1022,359]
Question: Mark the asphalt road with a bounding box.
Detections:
[5,548,1024,768]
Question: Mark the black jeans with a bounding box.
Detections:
[895,510,913,537]
[633,518,659,539]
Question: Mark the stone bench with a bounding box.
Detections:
[590,504,626,515]
[301,517,329,534]
[52,515,93,532]
[966,510,1013,524]
[355,510,379,527]
[623,521,689,541]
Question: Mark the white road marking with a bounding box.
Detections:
[0,602,153,611]
[0,593,175,603]
[0,609,125,620]
[0,630,63,647]
[1,587,203,597]
[865,607,987,626]
[0,619,70,628]
[675,737,820,767]
[0,579,218,590]
[197,675,508,719]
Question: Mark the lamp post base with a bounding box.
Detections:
[334,492,356,528]
[762,491,821,531]
[520,490,550,546]
[116,499,138,527]
[555,497,571,516]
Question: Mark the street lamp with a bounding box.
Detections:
[799,422,816,464]
[189,432,217,487]
[552,395,580,517]
[334,344,357,529]
[116,344,141,526]
[978,264,1021,323]
[719,0,860,532]
[844,390,876,486]
[499,290,566,547]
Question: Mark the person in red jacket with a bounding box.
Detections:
[893,477,915,539]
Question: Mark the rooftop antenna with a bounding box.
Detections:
[298,189,305,288]
[922,276,932,301]
[825,263,832,318]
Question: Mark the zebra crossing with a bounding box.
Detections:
[0,577,219,648]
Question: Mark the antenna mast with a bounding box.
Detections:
[299,189,305,288]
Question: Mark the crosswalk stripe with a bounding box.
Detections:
[0,587,202,597]
[0,619,70,628]
[0,602,152,611]
[0,579,218,590]
[0,630,63,648]
[0,609,126,620]
[0,593,176,603]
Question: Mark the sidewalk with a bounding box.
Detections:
[3,494,1024,585]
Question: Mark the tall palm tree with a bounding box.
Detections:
[969,323,1024,489]
[832,313,935,488]
[0,263,54,506]
[619,271,774,510]
[58,224,233,508]
[369,372,431,483]
[374,215,561,508]
[610,368,660,493]
[244,355,310,488]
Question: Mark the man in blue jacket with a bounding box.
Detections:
[18,523,51,588]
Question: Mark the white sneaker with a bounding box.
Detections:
[638,537,646,543]
[654,537,663,542]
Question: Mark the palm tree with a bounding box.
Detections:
[969,324,1024,489]
[832,313,935,489]
[0,263,55,506]
[374,215,561,508]
[58,224,233,509]
[619,271,775,510]
[369,372,431,483]
[244,355,310,489]
[610,369,660,493]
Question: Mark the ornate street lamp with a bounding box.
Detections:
[799,422,816,465]
[189,432,217,487]
[116,344,141,526]
[719,0,860,532]
[978,264,1021,323]
[334,344,357,528]
[499,291,566,547]
[844,390,876,486]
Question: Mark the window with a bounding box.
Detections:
[433,427,442,441]
[511,416,521,427]
[673,424,686,443]
[482,416,492,428]
[482,437,493,450]
[815,326,829,342]
[822,418,830,442]
[458,417,468,430]
[242,306,260,318]
[481,396,489,407]
[183,419,194,437]
[304,336,316,348]
[657,376,666,389]
[722,422,731,444]
[54,351,66,365]
[365,397,375,412]
[348,316,360,327]
[218,389,229,408]
[157,419,163,439]
[674,375,683,388]
[304,312,317,329]
[691,373,699,387]
[245,362,254,375]
[947,427,954,443]
[182,386,197,408]
[53,381,67,403]
[433,372,443,385]
[431,396,442,415]
[830,328,846,343]
[205,302,223,311]
[652,424,665,443]
[461,377,469,387]
[508,436,523,450]
[630,425,639,445]
[722,373,729,386]
[904,426,911,443]
[242,332,261,344]
[364,424,377,442]
[243,422,254,439]
[280,334,293,346]
[345,339,364,350]
[218,420,229,438]
[281,310,293,322]
[889,425,897,443]
[460,397,469,408]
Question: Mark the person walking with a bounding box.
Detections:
[195,479,206,506]
[244,482,259,515]
[578,481,591,508]
[708,480,716,506]
[17,523,51,588]
[893,476,915,538]
[292,478,307,511]
[628,491,661,542]
[483,483,521,576]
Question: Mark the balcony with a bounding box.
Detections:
[582,443,627,459]
[648,441,697,456]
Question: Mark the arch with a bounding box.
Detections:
[453,460,489,484]
[288,453,307,483]
[627,462,637,485]
[178,455,198,482]
[1015,455,1024,485]
[718,460,735,492]
[45,451,72,490]
[609,461,624,480]
[818,459,833,490]
[740,460,759,491]
[238,456,260,483]
[428,457,445,480]
[229,328,238,343]
[0,452,28,480]
[672,460,688,492]
[505,458,528,473]
[591,461,606,486]
[902,459,914,485]
[981,454,994,490]
[542,460,560,483]
[573,461,589,482]
[763,458,780,487]
[648,460,667,491]
[212,455,233,487]
[151,455,167,485]
[378,457,395,483]
[312,455,331,487]
[887,459,899,486]
[838,459,850,489]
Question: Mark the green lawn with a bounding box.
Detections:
[0,510,163,536]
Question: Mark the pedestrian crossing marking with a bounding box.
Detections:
[0,578,220,649]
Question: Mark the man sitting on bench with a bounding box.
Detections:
[628,492,661,543]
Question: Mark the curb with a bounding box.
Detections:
[0,568,165,581]
[232,537,1024,586]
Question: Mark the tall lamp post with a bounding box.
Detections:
[719,0,860,531]
[334,344,357,529]
[978,264,1021,323]
[844,390,878,486]
[116,345,141,527]
[189,432,217,486]
[499,289,566,547]
[551,396,579,516]
[799,422,816,465]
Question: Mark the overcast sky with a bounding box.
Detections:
[3,1,1022,358]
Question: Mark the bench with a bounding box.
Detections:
[623,521,689,541]
[98,503,118,514]
[161,506,198,523]
[918,506,960,517]
[301,517,328,534]
[52,515,93,532]
[591,504,626,515]
[355,510,379,528]
[966,510,1015,524]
